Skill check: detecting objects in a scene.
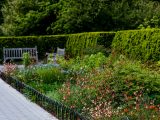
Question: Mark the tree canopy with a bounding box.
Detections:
[0,0,160,36]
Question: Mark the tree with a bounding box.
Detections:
[51,0,112,34]
[1,0,160,36]
[0,0,5,35]
[108,0,160,29]
[51,0,160,34]
[1,0,58,36]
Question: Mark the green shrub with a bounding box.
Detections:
[46,83,63,101]
[112,29,160,61]
[15,67,38,83]
[66,32,115,57]
[57,52,107,76]
[23,53,31,68]
[59,54,160,119]
[36,67,65,84]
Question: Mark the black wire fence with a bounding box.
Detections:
[0,72,90,120]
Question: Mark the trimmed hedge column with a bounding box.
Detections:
[112,29,160,61]
[66,32,115,57]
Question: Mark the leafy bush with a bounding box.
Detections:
[15,67,38,83]
[23,53,31,68]
[57,52,107,76]
[36,67,65,84]
[112,29,160,62]
[14,64,66,94]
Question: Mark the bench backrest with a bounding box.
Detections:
[3,46,38,62]
[57,47,65,56]
[46,47,65,63]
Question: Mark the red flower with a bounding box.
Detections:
[124,108,129,113]
[149,105,156,110]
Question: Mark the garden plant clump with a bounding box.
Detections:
[7,51,160,119]
[56,52,160,119]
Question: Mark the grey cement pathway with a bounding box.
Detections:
[0,77,58,120]
[0,65,3,71]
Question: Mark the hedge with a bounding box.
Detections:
[0,35,68,61]
[0,32,116,61]
[112,29,160,61]
[66,32,116,57]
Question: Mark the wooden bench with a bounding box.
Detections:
[3,46,38,63]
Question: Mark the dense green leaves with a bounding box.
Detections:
[52,0,111,34]
[112,29,160,61]
[1,0,160,35]
[66,32,115,57]
[0,32,115,60]
[1,0,58,36]
[0,35,68,60]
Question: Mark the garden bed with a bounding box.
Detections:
[2,52,160,119]
[0,72,88,120]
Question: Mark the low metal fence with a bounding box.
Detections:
[0,72,90,120]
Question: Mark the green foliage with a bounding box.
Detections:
[0,35,68,60]
[66,33,97,57]
[110,0,160,30]
[47,53,55,63]
[59,54,160,119]
[52,0,111,34]
[1,0,160,35]
[66,32,115,57]
[46,83,63,101]
[0,32,115,60]
[57,52,107,76]
[83,45,110,56]
[138,16,160,29]
[1,0,58,36]
[107,54,160,104]
[15,65,65,93]
[23,53,31,68]
[112,29,160,62]
[13,53,160,119]
[52,0,160,34]
[0,0,4,24]
[36,67,65,84]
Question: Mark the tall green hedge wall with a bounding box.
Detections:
[66,32,115,57]
[0,32,115,61]
[1,29,160,62]
[112,29,160,61]
[0,35,68,60]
